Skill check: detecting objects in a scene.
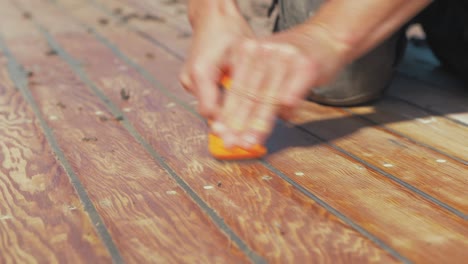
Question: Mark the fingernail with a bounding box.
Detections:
[223,133,236,149]
[211,121,225,134]
[241,133,258,148]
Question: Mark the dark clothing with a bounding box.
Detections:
[272,0,468,106]
[416,0,468,84]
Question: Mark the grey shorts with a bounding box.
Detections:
[272,0,468,106]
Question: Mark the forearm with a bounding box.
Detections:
[298,0,431,63]
[188,0,242,30]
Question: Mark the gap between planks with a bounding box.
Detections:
[6,1,266,262]
[0,35,125,264]
[26,0,468,262]
[13,1,468,262]
[12,0,413,262]
[84,0,465,218]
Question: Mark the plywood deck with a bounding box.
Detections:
[0,0,467,263]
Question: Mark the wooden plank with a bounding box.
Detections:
[0,62,111,264]
[95,0,468,212]
[0,8,111,264]
[21,0,409,263]
[46,0,468,263]
[286,102,468,213]
[3,2,252,263]
[93,0,190,58]
[391,43,468,125]
[387,76,468,125]
[92,0,468,213]
[109,0,468,127]
[348,98,468,162]
[114,0,191,33]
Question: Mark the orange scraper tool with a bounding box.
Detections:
[208,76,268,160]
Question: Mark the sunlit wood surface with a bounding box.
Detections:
[0,0,467,263]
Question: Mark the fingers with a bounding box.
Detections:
[280,57,318,108]
[216,40,286,148]
[215,39,318,149]
[216,39,264,147]
[179,62,221,120]
[239,57,284,148]
[193,67,222,119]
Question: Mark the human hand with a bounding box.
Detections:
[179,9,254,120]
[211,25,350,149]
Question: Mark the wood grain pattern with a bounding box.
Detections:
[4,1,251,263]
[25,0,404,262]
[3,0,467,263]
[387,76,468,125]
[288,102,468,213]
[58,1,468,263]
[110,0,468,126]
[392,41,468,125]
[349,98,468,162]
[0,45,111,264]
[94,0,468,209]
[95,0,468,212]
[95,0,190,57]
[47,0,468,263]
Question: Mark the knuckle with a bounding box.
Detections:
[252,118,273,134]
[190,62,206,78]
[240,39,258,54]
[179,72,193,91]
[179,68,190,82]
[295,55,310,67]
[280,96,298,108]
[281,44,300,56]
[297,59,317,76]
[198,104,214,118]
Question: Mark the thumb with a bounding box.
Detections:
[193,65,222,120]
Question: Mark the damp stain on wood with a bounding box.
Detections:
[142,14,166,23]
[177,32,191,38]
[46,49,58,56]
[99,116,109,122]
[56,102,66,109]
[82,136,98,142]
[113,7,123,15]
[98,18,109,25]
[22,12,32,19]
[120,88,130,100]
[145,52,155,59]
[119,13,165,24]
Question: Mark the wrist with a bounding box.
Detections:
[300,22,353,65]
[287,23,352,81]
[188,0,242,30]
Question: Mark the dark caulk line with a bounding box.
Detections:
[35,23,266,264]
[293,124,467,220]
[90,0,467,165]
[340,107,467,166]
[260,161,412,264]
[53,0,467,254]
[90,0,467,133]
[388,93,468,128]
[0,34,125,264]
[81,0,466,220]
[68,16,414,261]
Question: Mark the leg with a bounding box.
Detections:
[416,0,468,85]
[273,0,406,106]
